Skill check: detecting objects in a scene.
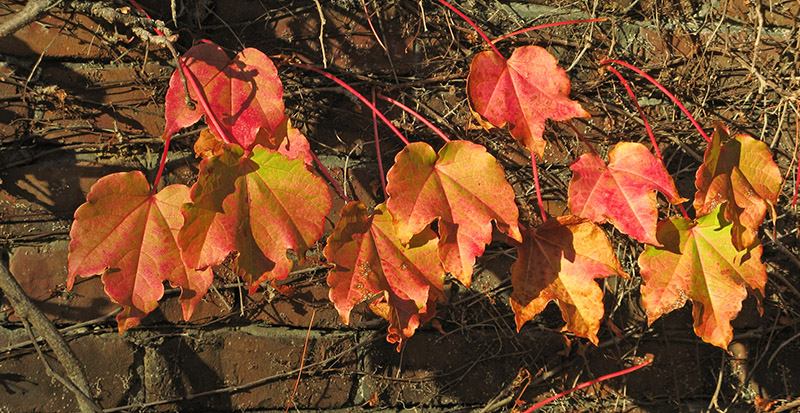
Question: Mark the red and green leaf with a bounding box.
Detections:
[569,142,686,245]
[510,215,627,344]
[638,205,767,349]
[179,144,331,293]
[324,202,445,350]
[67,172,212,332]
[694,121,781,249]
[163,43,285,149]
[466,45,589,158]
[386,140,522,286]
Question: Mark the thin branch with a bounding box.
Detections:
[0,0,60,40]
[0,261,98,413]
[21,319,103,413]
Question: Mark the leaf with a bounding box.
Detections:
[386,140,522,286]
[163,43,285,150]
[568,142,687,245]
[639,205,767,349]
[466,46,590,158]
[194,117,314,167]
[179,144,331,293]
[510,215,627,344]
[324,202,445,350]
[67,172,213,332]
[694,121,781,249]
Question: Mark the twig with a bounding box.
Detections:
[103,335,381,412]
[0,0,60,40]
[312,0,327,68]
[0,307,122,354]
[0,261,98,413]
[285,308,316,412]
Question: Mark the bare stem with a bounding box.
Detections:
[372,89,388,199]
[523,354,653,412]
[289,62,411,145]
[377,94,451,143]
[605,66,662,160]
[435,0,503,59]
[601,59,710,142]
[0,262,99,413]
[492,18,607,44]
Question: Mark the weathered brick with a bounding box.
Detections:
[142,327,358,410]
[4,240,118,323]
[0,333,136,411]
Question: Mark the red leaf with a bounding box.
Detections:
[386,141,522,286]
[694,121,781,249]
[68,172,212,332]
[324,202,445,350]
[163,43,285,149]
[467,46,589,158]
[639,206,767,349]
[568,142,686,245]
[179,144,331,293]
[510,215,627,344]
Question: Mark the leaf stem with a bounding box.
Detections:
[289,62,411,146]
[605,66,663,160]
[151,135,171,194]
[601,59,710,142]
[435,0,504,59]
[523,354,653,412]
[492,18,607,44]
[372,89,388,199]
[530,154,547,222]
[377,94,451,143]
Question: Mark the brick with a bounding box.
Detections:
[4,240,118,324]
[0,3,154,60]
[0,333,136,411]
[142,327,358,410]
[361,329,519,406]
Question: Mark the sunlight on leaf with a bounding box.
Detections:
[68,172,212,332]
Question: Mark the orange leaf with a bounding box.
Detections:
[179,144,330,293]
[569,142,686,245]
[510,215,627,344]
[386,141,521,286]
[467,46,589,158]
[694,122,781,249]
[639,206,767,349]
[324,202,445,350]
[68,172,212,332]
